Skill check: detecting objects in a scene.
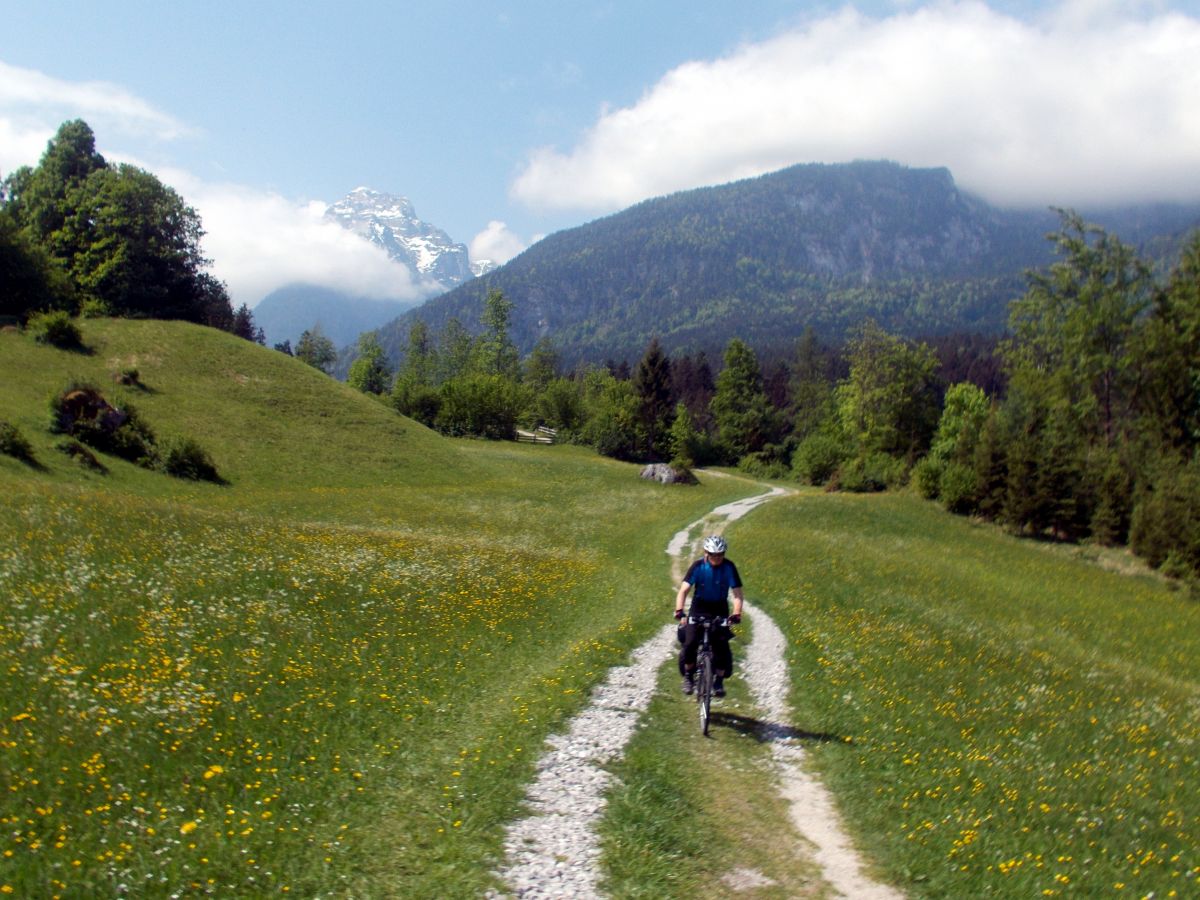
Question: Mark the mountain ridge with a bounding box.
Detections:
[372,160,1200,366]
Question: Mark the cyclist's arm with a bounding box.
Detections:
[731,586,745,618]
[674,580,692,617]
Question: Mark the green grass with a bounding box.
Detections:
[727,490,1200,898]
[0,320,754,897]
[600,629,826,899]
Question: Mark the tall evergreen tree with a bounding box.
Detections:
[789,327,835,440]
[1132,232,1200,456]
[632,336,674,460]
[711,338,777,461]
[231,304,265,344]
[472,289,520,378]
[971,407,1008,522]
[671,350,716,426]
[1005,210,1152,449]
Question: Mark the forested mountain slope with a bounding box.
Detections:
[374,161,1200,365]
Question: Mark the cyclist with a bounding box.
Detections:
[674,535,744,697]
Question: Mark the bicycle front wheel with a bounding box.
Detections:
[698,650,714,735]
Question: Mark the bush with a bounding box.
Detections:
[1130,459,1200,578]
[49,383,158,467]
[28,310,84,349]
[738,453,790,480]
[792,433,848,485]
[56,439,107,473]
[0,421,36,463]
[161,438,222,482]
[838,452,905,493]
[939,462,979,515]
[913,455,944,500]
[738,440,795,480]
[79,298,112,318]
[434,375,524,440]
[391,380,442,428]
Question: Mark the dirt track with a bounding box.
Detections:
[492,482,903,898]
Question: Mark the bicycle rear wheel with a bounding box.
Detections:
[698,650,713,735]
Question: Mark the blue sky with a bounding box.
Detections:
[3,1,1199,308]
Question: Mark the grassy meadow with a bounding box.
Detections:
[0,320,753,897]
[3,319,1198,898]
[722,491,1199,898]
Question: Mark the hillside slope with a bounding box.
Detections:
[374,160,1200,366]
[0,318,474,501]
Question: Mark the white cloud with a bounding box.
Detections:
[160,171,428,307]
[0,60,191,176]
[469,220,529,265]
[510,1,1200,213]
[0,57,425,309]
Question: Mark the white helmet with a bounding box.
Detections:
[703,535,727,554]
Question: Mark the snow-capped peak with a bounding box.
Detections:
[325,188,473,290]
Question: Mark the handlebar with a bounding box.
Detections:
[687,615,732,626]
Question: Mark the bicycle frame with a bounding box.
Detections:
[688,614,730,736]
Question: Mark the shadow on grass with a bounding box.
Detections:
[708,711,849,745]
[4,452,48,472]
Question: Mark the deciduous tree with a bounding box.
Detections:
[836,320,939,460]
[296,327,337,373]
[347,331,392,395]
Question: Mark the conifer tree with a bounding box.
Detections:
[632,336,674,460]
[789,327,835,440]
[711,338,777,461]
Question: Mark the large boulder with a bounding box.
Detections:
[640,463,698,485]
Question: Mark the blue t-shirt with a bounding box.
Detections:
[684,557,742,615]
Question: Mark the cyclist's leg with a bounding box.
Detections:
[678,623,699,674]
[679,624,700,693]
[713,633,733,678]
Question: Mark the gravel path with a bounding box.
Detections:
[491,483,902,899]
[742,601,906,900]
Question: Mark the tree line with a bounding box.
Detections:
[1,120,261,341]
[326,213,1198,589]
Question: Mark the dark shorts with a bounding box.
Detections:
[677,621,734,676]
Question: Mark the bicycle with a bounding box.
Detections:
[688,614,732,736]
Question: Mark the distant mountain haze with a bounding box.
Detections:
[252,286,412,349]
[254,188,497,347]
[369,161,1200,367]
